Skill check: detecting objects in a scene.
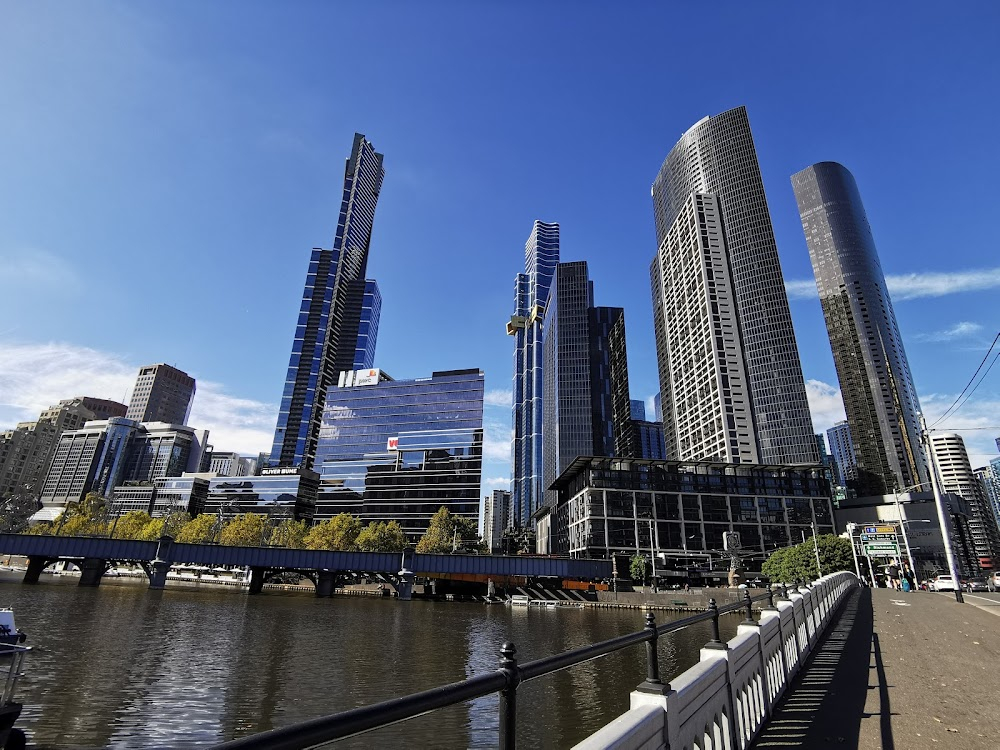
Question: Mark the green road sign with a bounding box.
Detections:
[863,543,900,556]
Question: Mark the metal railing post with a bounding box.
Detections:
[705,597,726,649]
[498,642,519,750]
[743,590,754,624]
[766,583,775,608]
[637,612,663,691]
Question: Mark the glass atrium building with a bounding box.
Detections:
[314,368,485,542]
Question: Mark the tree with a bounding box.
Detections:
[304,514,362,551]
[269,518,309,549]
[218,513,269,547]
[137,517,166,541]
[762,534,854,583]
[53,492,109,536]
[356,521,408,552]
[175,514,218,544]
[629,553,649,583]
[112,511,153,540]
[416,507,484,553]
[0,481,41,533]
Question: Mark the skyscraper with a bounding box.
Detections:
[793,162,928,496]
[651,193,759,464]
[826,421,856,488]
[541,262,631,509]
[508,220,559,528]
[650,106,818,465]
[271,133,385,471]
[126,364,196,425]
[483,489,512,552]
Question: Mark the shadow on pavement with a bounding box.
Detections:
[752,586,881,748]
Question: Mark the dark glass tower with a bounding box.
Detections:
[651,106,818,465]
[541,262,631,509]
[508,221,559,528]
[792,162,927,495]
[270,134,385,470]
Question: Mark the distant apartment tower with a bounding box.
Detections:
[651,106,818,465]
[793,162,928,496]
[826,421,856,488]
[483,489,512,552]
[978,456,1000,540]
[209,451,252,477]
[541,262,632,509]
[651,193,759,463]
[930,433,1000,567]
[271,133,385,471]
[126,364,196,426]
[508,220,559,528]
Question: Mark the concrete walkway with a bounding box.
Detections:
[751,587,1000,749]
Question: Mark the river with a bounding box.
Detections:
[1,573,739,749]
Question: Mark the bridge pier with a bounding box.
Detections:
[78,557,107,587]
[248,567,267,595]
[315,570,336,598]
[23,556,48,584]
[147,560,171,590]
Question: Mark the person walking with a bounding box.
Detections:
[886,561,901,591]
[902,564,916,593]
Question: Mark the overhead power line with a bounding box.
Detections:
[930,330,1000,428]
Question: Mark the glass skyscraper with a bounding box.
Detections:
[793,161,927,497]
[270,133,385,471]
[314,368,484,542]
[651,106,818,465]
[508,220,559,528]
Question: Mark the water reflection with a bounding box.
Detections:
[1,575,737,749]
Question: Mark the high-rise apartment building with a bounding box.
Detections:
[314,368,484,542]
[826,421,856,488]
[508,220,559,528]
[483,489,512,553]
[931,433,1000,568]
[541,262,632,509]
[126,364,196,426]
[651,193,759,464]
[209,451,253,477]
[793,162,928,496]
[271,133,385,471]
[650,106,818,465]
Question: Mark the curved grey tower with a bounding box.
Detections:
[651,106,818,465]
[792,161,928,495]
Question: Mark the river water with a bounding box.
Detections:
[1,573,738,749]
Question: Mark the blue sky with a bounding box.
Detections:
[2,3,1000,500]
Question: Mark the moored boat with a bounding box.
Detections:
[0,609,28,750]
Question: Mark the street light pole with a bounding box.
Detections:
[846,522,861,578]
[920,413,964,603]
[892,481,933,576]
[647,515,657,591]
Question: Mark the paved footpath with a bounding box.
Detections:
[751,587,1000,749]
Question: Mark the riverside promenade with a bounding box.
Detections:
[751,587,1000,749]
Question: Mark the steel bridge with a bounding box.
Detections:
[0,534,610,599]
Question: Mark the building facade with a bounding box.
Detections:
[793,162,928,496]
[209,451,253,477]
[314,368,484,542]
[201,467,318,522]
[508,220,560,529]
[548,456,834,572]
[126,364,196,426]
[483,489,512,553]
[826,421,855,488]
[931,432,1000,569]
[651,193,759,464]
[651,106,817,466]
[271,133,385,471]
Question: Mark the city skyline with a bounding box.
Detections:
[3,4,1000,505]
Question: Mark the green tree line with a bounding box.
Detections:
[760,534,854,584]
[24,493,484,553]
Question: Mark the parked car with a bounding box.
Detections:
[964,578,989,592]
[929,574,960,592]
[989,572,1000,592]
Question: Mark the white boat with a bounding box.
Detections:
[508,594,531,607]
[0,610,25,648]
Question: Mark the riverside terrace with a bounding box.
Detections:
[0,533,610,598]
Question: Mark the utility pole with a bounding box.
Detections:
[811,521,823,577]
[846,523,861,578]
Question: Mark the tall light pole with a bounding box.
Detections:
[892,481,933,576]
[920,413,964,603]
[845,522,861,578]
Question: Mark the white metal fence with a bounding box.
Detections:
[573,571,858,750]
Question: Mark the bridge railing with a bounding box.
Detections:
[209,587,790,750]
[574,570,859,750]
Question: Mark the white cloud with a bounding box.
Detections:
[786,268,1000,302]
[805,379,846,435]
[484,388,512,408]
[483,476,510,489]
[0,340,276,455]
[920,392,1000,466]
[481,417,511,462]
[913,322,984,343]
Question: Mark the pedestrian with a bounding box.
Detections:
[902,565,916,593]
[886,561,901,591]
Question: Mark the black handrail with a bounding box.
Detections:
[212,587,788,750]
